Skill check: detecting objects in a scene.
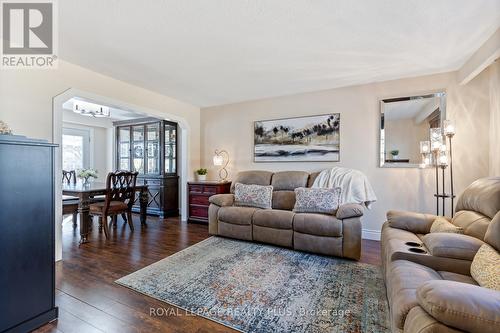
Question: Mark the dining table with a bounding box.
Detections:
[63,182,149,244]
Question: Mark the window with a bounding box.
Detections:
[62,127,90,171]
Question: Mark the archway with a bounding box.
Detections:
[52,88,190,261]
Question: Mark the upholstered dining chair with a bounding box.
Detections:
[89,171,138,239]
[62,170,79,227]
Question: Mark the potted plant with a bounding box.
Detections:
[77,168,98,185]
[390,150,400,160]
[195,168,208,181]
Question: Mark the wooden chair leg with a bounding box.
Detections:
[72,212,77,228]
[98,216,103,231]
[121,213,127,222]
[126,211,134,231]
[112,215,118,229]
[102,215,110,239]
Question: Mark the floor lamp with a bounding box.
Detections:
[443,120,456,216]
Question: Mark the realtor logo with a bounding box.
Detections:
[1,0,58,68]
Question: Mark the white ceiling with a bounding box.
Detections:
[59,0,500,107]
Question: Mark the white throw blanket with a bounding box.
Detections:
[312,167,377,209]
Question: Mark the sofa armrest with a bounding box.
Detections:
[417,280,500,333]
[209,194,234,207]
[387,210,438,234]
[404,306,464,333]
[336,203,364,219]
[422,233,484,261]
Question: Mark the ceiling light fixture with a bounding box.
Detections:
[73,101,110,118]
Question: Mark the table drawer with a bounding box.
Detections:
[189,185,204,193]
[189,205,208,218]
[203,186,217,194]
[190,195,209,206]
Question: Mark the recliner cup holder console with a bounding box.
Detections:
[408,247,427,254]
[405,241,422,247]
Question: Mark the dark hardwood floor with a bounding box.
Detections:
[35,215,381,333]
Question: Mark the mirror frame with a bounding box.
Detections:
[379,91,446,168]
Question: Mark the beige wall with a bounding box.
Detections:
[385,118,428,163]
[201,70,493,237]
[0,60,201,175]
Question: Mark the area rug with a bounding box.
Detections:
[116,237,390,333]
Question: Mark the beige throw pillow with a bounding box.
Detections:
[234,183,273,209]
[430,216,464,234]
[471,244,500,291]
[293,187,341,215]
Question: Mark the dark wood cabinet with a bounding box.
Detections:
[114,118,179,217]
[188,181,231,223]
[0,135,58,332]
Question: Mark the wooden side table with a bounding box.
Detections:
[187,180,231,223]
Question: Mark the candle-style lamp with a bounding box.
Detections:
[419,141,431,168]
[429,128,443,215]
[443,119,456,215]
[213,149,229,182]
[438,149,449,215]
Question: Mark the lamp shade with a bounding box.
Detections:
[213,154,224,166]
[438,151,448,167]
[420,141,430,154]
[443,119,456,137]
[430,128,443,151]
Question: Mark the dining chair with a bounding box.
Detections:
[62,170,79,227]
[89,171,138,239]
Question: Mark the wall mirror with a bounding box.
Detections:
[380,92,446,168]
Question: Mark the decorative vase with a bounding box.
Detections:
[197,174,207,181]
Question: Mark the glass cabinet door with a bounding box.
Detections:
[132,125,145,174]
[118,127,131,171]
[164,123,176,174]
[146,123,160,174]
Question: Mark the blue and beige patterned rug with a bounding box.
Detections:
[116,237,389,333]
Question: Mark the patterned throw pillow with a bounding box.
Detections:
[430,217,464,234]
[471,244,500,291]
[234,183,273,209]
[293,187,341,215]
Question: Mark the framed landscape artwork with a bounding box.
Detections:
[254,113,340,162]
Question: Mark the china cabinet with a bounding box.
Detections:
[114,117,178,217]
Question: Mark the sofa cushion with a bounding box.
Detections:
[452,210,490,240]
[417,280,500,333]
[387,210,436,234]
[404,306,464,333]
[218,206,258,225]
[430,216,464,234]
[271,171,309,191]
[293,187,341,215]
[293,213,342,237]
[484,212,500,251]
[230,170,273,193]
[422,233,484,261]
[437,271,478,285]
[272,191,296,211]
[307,172,320,187]
[234,183,273,209]
[387,260,443,330]
[455,177,500,219]
[253,209,294,229]
[470,244,500,291]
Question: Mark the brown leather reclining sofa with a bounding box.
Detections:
[381,177,500,333]
[208,170,364,260]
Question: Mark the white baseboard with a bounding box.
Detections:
[362,229,381,241]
